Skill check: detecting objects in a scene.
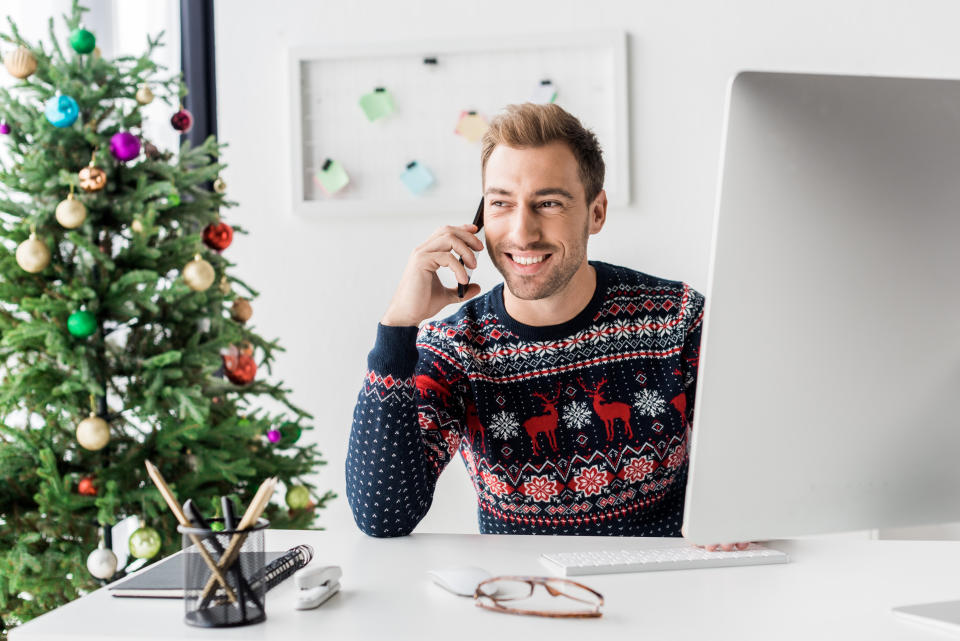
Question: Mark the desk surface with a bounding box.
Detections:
[9,529,959,641]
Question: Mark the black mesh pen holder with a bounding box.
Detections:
[178,518,270,628]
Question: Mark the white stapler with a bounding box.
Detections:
[294,564,342,610]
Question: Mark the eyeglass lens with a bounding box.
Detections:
[477,578,601,614]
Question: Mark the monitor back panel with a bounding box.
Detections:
[684,71,960,544]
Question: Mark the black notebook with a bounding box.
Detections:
[108,550,286,598]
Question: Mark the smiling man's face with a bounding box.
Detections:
[483,140,605,303]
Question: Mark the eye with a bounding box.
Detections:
[539,200,562,208]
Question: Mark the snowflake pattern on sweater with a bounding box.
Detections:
[346,261,705,537]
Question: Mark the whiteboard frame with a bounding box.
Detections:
[288,31,630,216]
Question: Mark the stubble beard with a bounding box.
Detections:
[488,220,590,301]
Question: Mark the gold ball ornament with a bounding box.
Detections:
[16,233,51,273]
[231,298,253,323]
[92,46,102,59]
[183,254,215,291]
[4,46,37,79]
[136,85,154,105]
[131,219,144,234]
[218,275,231,295]
[76,413,110,451]
[79,165,107,192]
[213,177,227,193]
[55,193,87,229]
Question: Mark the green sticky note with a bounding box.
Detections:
[358,87,395,122]
[315,159,350,195]
[532,80,558,104]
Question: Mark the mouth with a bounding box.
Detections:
[506,252,552,274]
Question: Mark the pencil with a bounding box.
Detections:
[198,476,277,603]
[144,460,237,603]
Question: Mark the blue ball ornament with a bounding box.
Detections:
[45,94,79,128]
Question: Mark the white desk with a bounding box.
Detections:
[9,529,959,641]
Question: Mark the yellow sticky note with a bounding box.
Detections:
[455,111,489,143]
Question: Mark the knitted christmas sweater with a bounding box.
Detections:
[346,261,705,537]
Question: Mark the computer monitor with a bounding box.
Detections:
[682,70,960,546]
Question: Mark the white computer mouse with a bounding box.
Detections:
[426,566,492,597]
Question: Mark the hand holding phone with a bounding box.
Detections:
[380,197,485,327]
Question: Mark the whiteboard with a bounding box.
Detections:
[289,31,630,216]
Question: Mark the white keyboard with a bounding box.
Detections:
[540,543,790,576]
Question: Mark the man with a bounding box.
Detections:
[347,102,742,549]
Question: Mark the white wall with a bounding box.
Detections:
[213,0,960,536]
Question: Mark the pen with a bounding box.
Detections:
[458,196,485,299]
[184,498,260,613]
[222,496,236,531]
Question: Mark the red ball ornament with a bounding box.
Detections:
[78,477,97,496]
[202,221,233,251]
[171,108,193,133]
[222,345,256,385]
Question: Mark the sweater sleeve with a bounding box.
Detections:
[681,287,706,434]
[345,322,468,537]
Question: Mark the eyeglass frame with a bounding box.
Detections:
[472,575,604,618]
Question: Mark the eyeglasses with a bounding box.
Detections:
[473,575,604,618]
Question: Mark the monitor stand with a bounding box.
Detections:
[893,600,960,635]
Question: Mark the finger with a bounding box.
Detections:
[421,235,480,268]
[735,542,750,550]
[720,543,735,552]
[450,226,485,252]
[705,544,719,552]
[430,251,470,285]
[423,225,485,252]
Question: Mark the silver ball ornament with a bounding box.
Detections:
[86,547,117,580]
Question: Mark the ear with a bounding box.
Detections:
[588,189,607,235]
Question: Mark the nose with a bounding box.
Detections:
[507,202,541,248]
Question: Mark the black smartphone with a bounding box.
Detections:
[458,197,485,298]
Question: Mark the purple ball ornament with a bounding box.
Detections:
[109,131,141,162]
[266,429,282,444]
[0,120,10,135]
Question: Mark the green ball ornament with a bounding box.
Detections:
[279,422,302,446]
[67,310,97,338]
[210,522,225,532]
[69,27,96,54]
[128,525,162,560]
[285,485,310,510]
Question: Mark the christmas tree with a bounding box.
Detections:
[0,2,334,634]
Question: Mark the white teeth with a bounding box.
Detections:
[512,255,546,265]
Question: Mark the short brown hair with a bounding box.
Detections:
[480,103,605,205]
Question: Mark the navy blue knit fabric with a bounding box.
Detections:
[346,261,705,537]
